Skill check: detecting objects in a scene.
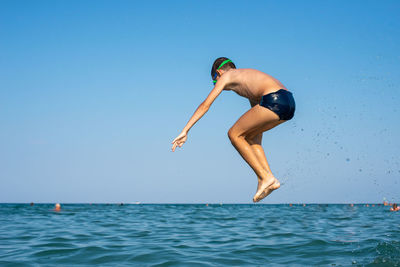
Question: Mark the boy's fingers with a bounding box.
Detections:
[171,136,186,151]
[172,136,182,143]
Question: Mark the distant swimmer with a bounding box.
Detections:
[172,58,295,202]
[390,203,400,211]
[54,203,61,212]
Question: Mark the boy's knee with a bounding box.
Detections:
[227,128,236,143]
[228,128,243,145]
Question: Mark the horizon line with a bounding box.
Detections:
[0,202,393,205]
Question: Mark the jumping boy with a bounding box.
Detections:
[171,57,295,202]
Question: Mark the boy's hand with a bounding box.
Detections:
[171,131,187,152]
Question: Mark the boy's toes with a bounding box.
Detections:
[253,180,281,203]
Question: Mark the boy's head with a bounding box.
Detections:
[211,57,236,85]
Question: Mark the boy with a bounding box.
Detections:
[171,57,295,202]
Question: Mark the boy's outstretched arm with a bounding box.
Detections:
[171,81,226,152]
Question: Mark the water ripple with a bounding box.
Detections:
[0,204,399,266]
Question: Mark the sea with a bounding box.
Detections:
[0,204,399,266]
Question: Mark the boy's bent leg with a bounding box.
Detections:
[227,105,283,202]
[247,130,275,174]
[247,127,282,201]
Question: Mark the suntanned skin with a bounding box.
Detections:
[172,68,290,202]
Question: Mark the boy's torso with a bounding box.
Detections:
[222,69,287,103]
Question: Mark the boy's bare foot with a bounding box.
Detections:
[253,178,280,203]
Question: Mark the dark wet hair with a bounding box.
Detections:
[394,203,398,208]
[211,57,236,79]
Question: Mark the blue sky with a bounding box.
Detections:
[1,0,399,203]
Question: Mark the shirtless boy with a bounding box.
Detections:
[171,57,295,202]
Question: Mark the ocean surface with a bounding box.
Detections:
[0,204,399,266]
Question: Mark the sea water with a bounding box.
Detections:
[0,204,399,266]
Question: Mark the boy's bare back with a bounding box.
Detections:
[219,68,287,103]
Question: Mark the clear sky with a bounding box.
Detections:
[1,0,399,203]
